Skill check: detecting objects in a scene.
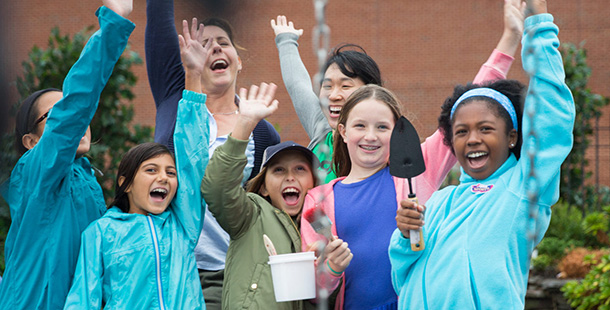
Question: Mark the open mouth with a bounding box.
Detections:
[329,106,342,118]
[150,188,168,202]
[282,187,301,206]
[210,59,228,72]
[466,151,489,170]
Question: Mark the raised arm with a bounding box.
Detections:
[272,16,330,143]
[473,0,524,84]
[171,18,211,242]
[514,5,575,207]
[145,0,185,105]
[27,4,134,190]
[416,0,524,202]
[202,83,279,238]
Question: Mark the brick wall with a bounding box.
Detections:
[4,0,610,185]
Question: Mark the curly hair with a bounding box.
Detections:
[438,79,526,159]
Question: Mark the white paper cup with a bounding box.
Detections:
[268,251,316,302]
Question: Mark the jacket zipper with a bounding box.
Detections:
[147,215,166,310]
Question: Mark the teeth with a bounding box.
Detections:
[212,59,227,67]
[467,152,487,158]
[361,145,379,151]
[329,106,342,112]
[282,188,299,194]
[151,188,168,194]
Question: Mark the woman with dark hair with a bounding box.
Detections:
[0,0,134,308]
[145,1,281,307]
[64,20,211,308]
[271,3,523,183]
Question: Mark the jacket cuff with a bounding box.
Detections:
[181,89,206,102]
[224,135,250,156]
[525,13,553,28]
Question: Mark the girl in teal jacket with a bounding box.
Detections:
[390,2,575,309]
[63,19,210,309]
[0,1,134,309]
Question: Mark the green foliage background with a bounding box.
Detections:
[0,26,152,274]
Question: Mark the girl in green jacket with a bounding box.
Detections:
[202,83,353,310]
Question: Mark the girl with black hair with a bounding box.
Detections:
[390,1,575,308]
[64,19,211,309]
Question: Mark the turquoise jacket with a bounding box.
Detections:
[0,7,134,310]
[389,14,575,310]
[64,90,209,309]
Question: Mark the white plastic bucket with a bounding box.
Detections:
[268,251,316,302]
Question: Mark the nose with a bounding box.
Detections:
[210,39,222,53]
[285,171,296,182]
[328,87,342,102]
[157,172,169,183]
[466,131,481,146]
[364,127,378,141]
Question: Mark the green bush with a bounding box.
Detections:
[0,26,152,274]
[562,254,610,310]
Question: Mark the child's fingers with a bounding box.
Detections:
[248,84,259,100]
[239,87,248,101]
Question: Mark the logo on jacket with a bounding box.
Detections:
[471,183,493,194]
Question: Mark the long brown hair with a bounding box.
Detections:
[332,84,403,177]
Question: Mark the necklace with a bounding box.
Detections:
[211,109,239,116]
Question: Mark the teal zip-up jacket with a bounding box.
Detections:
[0,7,134,310]
[389,14,575,310]
[64,90,210,309]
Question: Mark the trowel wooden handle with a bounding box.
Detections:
[408,197,425,252]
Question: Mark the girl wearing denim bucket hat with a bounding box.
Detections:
[202,83,352,310]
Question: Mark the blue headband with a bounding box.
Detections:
[450,88,518,132]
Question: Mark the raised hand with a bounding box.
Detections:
[232,83,279,140]
[496,0,526,56]
[102,0,132,18]
[396,199,425,238]
[179,18,212,77]
[325,238,353,275]
[526,0,548,16]
[270,15,304,38]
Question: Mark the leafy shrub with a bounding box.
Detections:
[562,254,610,310]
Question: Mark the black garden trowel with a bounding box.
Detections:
[389,116,426,251]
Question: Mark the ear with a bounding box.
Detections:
[237,56,243,72]
[338,123,347,143]
[508,129,518,149]
[260,183,269,197]
[21,133,40,151]
[118,176,131,193]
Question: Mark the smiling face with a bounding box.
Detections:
[201,25,242,93]
[261,150,315,216]
[25,91,92,157]
[125,154,178,215]
[451,100,517,180]
[338,98,395,178]
[319,63,366,129]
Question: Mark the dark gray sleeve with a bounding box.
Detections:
[275,33,332,148]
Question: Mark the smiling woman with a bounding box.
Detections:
[145,2,281,306]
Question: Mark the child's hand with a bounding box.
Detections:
[270,15,304,38]
[103,0,133,18]
[179,18,212,77]
[232,83,279,140]
[504,0,526,37]
[526,0,547,16]
[396,200,425,238]
[325,238,352,274]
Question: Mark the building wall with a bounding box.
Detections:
[4,0,610,185]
